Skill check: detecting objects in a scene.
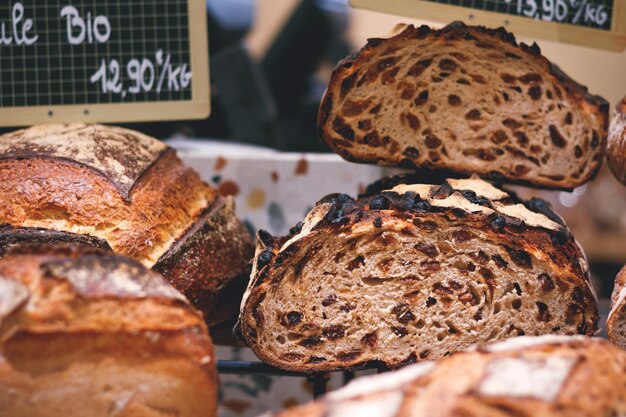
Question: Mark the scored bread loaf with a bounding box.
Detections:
[0,245,217,417]
[318,22,609,190]
[607,265,626,348]
[607,96,626,184]
[263,335,626,417]
[236,178,598,372]
[0,123,254,325]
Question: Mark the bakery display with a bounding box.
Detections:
[0,245,217,417]
[0,123,254,325]
[607,96,626,185]
[262,335,626,417]
[318,22,608,190]
[607,264,626,348]
[237,177,598,372]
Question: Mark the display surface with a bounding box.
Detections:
[0,0,209,126]
[237,178,599,372]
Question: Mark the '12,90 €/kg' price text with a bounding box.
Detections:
[90,49,192,97]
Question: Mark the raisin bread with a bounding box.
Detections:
[607,96,626,184]
[0,245,217,417]
[263,336,626,417]
[236,178,598,372]
[0,123,254,325]
[607,265,626,348]
[318,22,609,190]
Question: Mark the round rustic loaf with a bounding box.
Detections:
[607,96,626,184]
[607,264,626,348]
[265,335,626,417]
[0,123,254,325]
[0,245,217,417]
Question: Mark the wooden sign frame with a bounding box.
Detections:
[350,0,626,52]
[0,0,210,127]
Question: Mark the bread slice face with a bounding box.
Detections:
[607,265,626,348]
[319,22,608,190]
[607,97,626,185]
[238,178,598,372]
[267,336,626,417]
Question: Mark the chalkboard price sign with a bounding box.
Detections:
[351,0,626,51]
[0,0,210,127]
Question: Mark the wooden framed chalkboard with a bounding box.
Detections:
[351,0,626,51]
[0,0,210,127]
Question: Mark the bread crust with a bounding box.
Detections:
[607,264,626,348]
[0,124,254,325]
[268,336,626,417]
[607,97,626,184]
[238,178,598,372]
[319,22,608,190]
[0,246,217,417]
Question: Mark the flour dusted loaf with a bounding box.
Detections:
[0,123,254,325]
[0,246,217,417]
[607,265,626,348]
[319,22,608,190]
[237,178,598,372]
[264,336,626,417]
[607,96,626,184]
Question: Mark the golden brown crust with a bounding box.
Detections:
[0,124,254,325]
[607,264,626,348]
[318,22,608,190]
[0,246,217,417]
[238,179,598,372]
[607,96,626,185]
[268,336,626,417]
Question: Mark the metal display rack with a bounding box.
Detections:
[218,360,357,398]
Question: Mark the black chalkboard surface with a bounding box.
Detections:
[421,0,613,31]
[351,0,626,51]
[0,0,209,126]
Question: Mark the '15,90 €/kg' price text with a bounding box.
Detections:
[90,49,192,97]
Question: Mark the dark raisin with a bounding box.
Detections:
[392,303,416,323]
[322,294,337,306]
[578,321,589,335]
[347,256,365,270]
[298,336,322,347]
[519,73,542,84]
[591,131,599,148]
[438,58,458,71]
[490,215,506,232]
[537,273,555,292]
[415,242,438,257]
[285,311,303,327]
[491,130,508,144]
[361,332,378,347]
[258,229,273,245]
[323,325,346,340]
[492,255,508,269]
[369,195,391,210]
[289,221,304,235]
[373,217,383,228]
[513,283,522,296]
[448,94,462,106]
[460,190,488,205]
[528,86,542,100]
[426,297,437,307]
[414,90,429,106]
[505,247,532,268]
[565,112,573,125]
[452,229,474,243]
[500,73,516,84]
[572,287,584,303]
[425,134,442,148]
[403,146,420,159]
[391,326,408,337]
[536,302,550,322]
[308,356,327,363]
[465,109,481,120]
[574,146,583,158]
[257,250,274,268]
[549,125,567,148]
[337,351,362,362]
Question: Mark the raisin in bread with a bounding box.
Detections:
[0,245,217,417]
[319,22,608,190]
[262,336,626,417]
[236,178,598,372]
[607,265,626,348]
[607,96,626,185]
[0,123,254,326]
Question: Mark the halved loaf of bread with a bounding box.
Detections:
[237,178,598,372]
[607,97,626,184]
[319,22,608,190]
[263,336,626,417]
[607,265,626,348]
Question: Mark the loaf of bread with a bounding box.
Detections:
[607,96,626,184]
[0,245,217,417]
[236,178,598,372]
[318,22,608,190]
[0,123,254,325]
[263,335,626,417]
[607,265,626,348]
